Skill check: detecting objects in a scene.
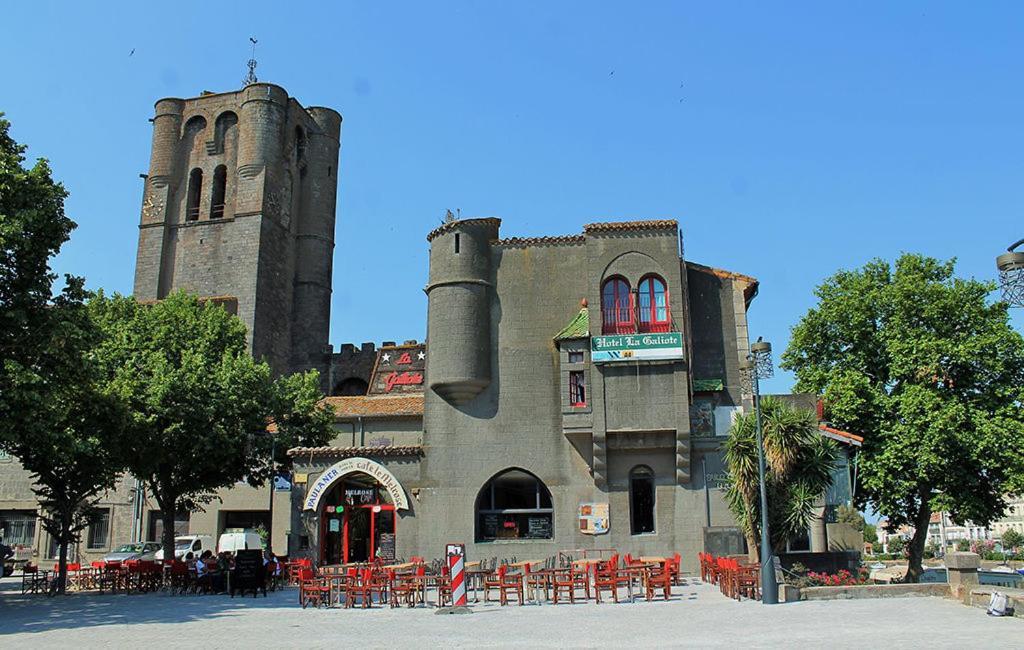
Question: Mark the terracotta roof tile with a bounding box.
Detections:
[818,424,864,447]
[287,445,423,459]
[493,235,585,247]
[685,261,758,286]
[425,217,502,242]
[583,220,678,233]
[321,395,424,418]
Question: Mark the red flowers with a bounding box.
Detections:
[806,568,869,587]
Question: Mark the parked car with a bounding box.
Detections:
[217,531,263,555]
[154,534,215,561]
[102,541,161,563]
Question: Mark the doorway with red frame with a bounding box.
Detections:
[319,473,396,565]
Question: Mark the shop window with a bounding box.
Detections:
[0,511,36,547]
[569,370,586,407]
[568,350,584,364]
[629,465,655,534]
[186,168,202,221]
[475,468,553,541]
[222,510,269,534]
[87,509,111,549]
[601,277,634,334]
[637,275,670,333]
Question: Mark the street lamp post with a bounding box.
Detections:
[741,339,778,605]
[996,239,1024,308]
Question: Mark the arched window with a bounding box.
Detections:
[214,111,237,154]
[182,115,207,140]
[295,126,306,161]
[475,468,553,541]
[601,276,634,334]
[210,165,227,218]
[185,168,202,221]
[637,275,670,333]
[629,465,655,534]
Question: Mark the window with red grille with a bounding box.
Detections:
[601,277,634,334]
[569,370,586,407]
[638,275,670,333]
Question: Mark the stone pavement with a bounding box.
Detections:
[1,576,1020,648]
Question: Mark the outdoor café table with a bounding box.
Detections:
[464,566,492,602]
[326,574,349,607]
[639,556,667,563]
[619,564,656,602]
[383,561,416,571]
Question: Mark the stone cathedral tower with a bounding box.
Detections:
[132,83,341,385]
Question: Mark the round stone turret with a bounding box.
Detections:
[425,217,501,404]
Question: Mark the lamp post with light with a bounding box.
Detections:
[740,339,778,605]
[996,239,1024,308]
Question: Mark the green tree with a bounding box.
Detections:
[91,291,334,559]
[0,112,77,444]
[864,523,878,546]
[782,254,1024,582]
[0,115,126,592]
[887,535,906,556]
[724,396,838,558]
[1001,528,1024,551]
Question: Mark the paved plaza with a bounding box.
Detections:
[1,576,1020,648]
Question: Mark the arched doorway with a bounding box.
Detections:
[319,473,396,564]
[303,458,409,565]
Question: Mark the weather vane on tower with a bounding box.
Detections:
[243,37,258,86]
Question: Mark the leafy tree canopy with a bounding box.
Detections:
[0,113,75,449]
[782,253,1024,581]
[725,396,838,557]
[90,291,334,557]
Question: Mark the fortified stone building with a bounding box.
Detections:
[291,217,760,572]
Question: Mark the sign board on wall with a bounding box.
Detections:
[369,344,426,394]
[591,332,684,363]
[578,503,609,535]
[303,457,409,511]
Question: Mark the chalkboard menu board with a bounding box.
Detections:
[377,533,396,562]
[481,514,498,539]
[527,516,552,539]
[230,549,266,598]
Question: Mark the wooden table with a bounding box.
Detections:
[508,559,544,569]
[382,561,417,571]
[639,556,667,563]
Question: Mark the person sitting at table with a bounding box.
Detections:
[184,552,196,569]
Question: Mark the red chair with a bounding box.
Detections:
[497,565,524,606]
[645,560,673,601]
[552,568,581,604]
[298,568,330,608]
[388,570,416,608]
[592,561,620,604]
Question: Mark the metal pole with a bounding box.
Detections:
[267,437,275,554]
[702,455,711,528]
[753,373,778,604]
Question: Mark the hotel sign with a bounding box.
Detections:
[591,332,684,363]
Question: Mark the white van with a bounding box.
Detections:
[155,534,215,560]
[217,531,264,555]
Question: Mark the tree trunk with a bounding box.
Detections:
[160,497,178,562]
[904,496,932,583]
[57,510,70,595]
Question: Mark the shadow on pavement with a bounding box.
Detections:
[0,577,294,635]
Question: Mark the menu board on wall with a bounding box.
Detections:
[377,533,396,562]
[527,516,552,539]
[482,514,498,539]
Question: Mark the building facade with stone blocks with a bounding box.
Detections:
[290,219,758,572]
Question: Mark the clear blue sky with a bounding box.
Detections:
[3,2,1021,393]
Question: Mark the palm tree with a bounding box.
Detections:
[724,396,838,559]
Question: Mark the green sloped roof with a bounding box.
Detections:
[554,307,590,341]
[693,378,724,392]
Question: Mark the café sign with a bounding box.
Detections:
[303,457,409,511]
[591,332,684,363]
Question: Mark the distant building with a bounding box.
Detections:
[990,496,1024,539]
